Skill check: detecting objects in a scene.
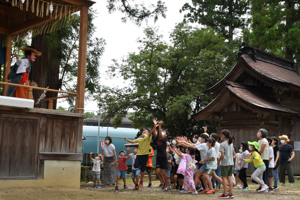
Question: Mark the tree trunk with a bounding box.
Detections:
[285,0,295,60]
[30,34,61,109]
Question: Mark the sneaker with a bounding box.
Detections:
[258,185,268,192]
[256,186,262,192]
[139,182,143,188]
[93,185,96,188]
[234,186,238,189]
[268,187,273,192]
[124,185,127,189]
[180,190,188,193]
[197,187,204,192]
[218,193,229,199]
[134,185,139,190]
[161,182,165,189]
[273,186,278,190]
[228,193,234,198]
[206,190,215,194]
[115,186,119,190]
[241,187,249,191]
[176,185,179,190]
[96,185,101,189]
[192,191,198,195]
[239,185,243,189]
[148,182,152,187]
[163,188,168,192]
[291,183,294,187]
[200,189,208,194]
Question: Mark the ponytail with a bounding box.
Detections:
[228,136,233,145]
[221,129,232,145]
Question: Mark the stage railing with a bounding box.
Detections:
[0,81,77,110]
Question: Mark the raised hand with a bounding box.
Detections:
[204,126,208,133]
[124,137,128,141]
[90,152,94,155]
[126,146,130,151]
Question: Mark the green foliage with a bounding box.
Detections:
[45,9,106,109]
[180,0,250,42]
[85,111,96,119]
[243,0,300,68]
[106,0,167,25]
[96,24,236,136]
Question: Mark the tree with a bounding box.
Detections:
[180,0,250,42]
[31,9,106,110]
[96,24,236,136]
[106,0,167,25]
[243,0,300,69]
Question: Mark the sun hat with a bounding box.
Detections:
[248,141,259,150]
[279,135,290,142]
[20,46,42,56]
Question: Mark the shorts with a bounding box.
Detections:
[146,167,152,173]
[134,155,149,172]
[205,169,216,175]
[117,170,127,179]
[221,165,233,177]
[93,171,100,180]
[156,156,168,170]
[268,168,274,178]
[199,163,207,172]
[166,170,171,178]
[132,169,140,179]
[234,170,240,174]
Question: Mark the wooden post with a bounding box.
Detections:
[3,35,12,96]
[48,99,53,109]
[75,6,88,114]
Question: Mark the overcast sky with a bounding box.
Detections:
[57,0,191,112]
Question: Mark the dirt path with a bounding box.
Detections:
[0,180,299,200]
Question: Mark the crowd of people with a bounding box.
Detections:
[90,119,296,198]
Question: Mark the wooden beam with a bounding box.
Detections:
[0,27,9,35]
[61,0,95,7]
[2,35,12,96]
[0,81,77,95]
[8,7,80,36]
[39,153,83,161]
[75,5,88,114]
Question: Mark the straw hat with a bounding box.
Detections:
[20,46,42,56]
[279,135,290,142]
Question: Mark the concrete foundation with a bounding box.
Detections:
[0,160,81,188]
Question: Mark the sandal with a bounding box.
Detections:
[161,182,165,189]
[124,185,127,189]
[115,186,118,190]
[163,187,168,192]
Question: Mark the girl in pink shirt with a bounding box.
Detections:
[111,150,129,190]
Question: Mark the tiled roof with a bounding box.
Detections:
[193,82,299,121]
[242,54,300,88]
[227,82,298,114]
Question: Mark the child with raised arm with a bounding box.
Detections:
[124,119,157,188]
[89,152,103,188]
[127,146,140,190]
[111,150,129,190]
[169,143,198,195]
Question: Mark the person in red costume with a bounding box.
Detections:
[6,46,41,99]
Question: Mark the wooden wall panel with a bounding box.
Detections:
[69,120,77,153]
[0,116,13,177]
[44,118,53,152]
[52,119,63,152]
[0,106,84,179]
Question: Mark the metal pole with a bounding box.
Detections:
[107,121,108,136]
[97,113,101,154]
